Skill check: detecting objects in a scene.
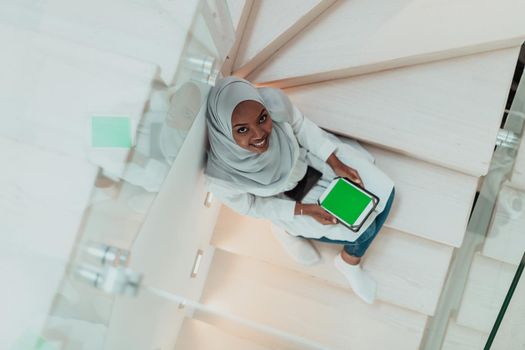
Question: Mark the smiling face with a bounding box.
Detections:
[231,100,273,154]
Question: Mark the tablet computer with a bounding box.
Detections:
[318,177,379,232]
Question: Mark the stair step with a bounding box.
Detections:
[441,318,488,350]
[232,0,336,77]
[175,318,270,350]
[282,48,518,177]
[3,0,201,84]
[247,0,525,87]
[368,146,476,246]
[212,205,453,316]
[0,137,97,262]
[481,184,525,266]
[0,137,97,348]
[456,254,518,333]
[2,25,156,177]
[207,141,477,247]
[198,249,428,350]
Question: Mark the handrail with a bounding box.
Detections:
[484,251,525,349]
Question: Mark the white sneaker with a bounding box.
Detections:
[270,224,320,265]
[334,254,377,304]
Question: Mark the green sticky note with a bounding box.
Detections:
[91,116,132,148]
[11,331,58,350]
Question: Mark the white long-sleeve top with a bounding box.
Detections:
[206,105,338,222]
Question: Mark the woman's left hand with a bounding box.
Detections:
[327,152,364,187]
[334,163,364,188]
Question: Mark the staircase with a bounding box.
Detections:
[176,318,272,350]
[177,1,525,349]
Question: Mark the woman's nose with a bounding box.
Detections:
[252,126,265,139]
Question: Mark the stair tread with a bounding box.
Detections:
[212,205,453,316]
[2,25,156,177]
[0,137,97,261]
[212,142,476,247]
[248,0,525,87]
[175,318,271,350]
[282,48,518,177]
[4,1,200,84]
[233,0,334,77]
[199,249,428,350]
[368,146,476,246]
[0,137,97,349]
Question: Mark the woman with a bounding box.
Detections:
[205,77,395,304]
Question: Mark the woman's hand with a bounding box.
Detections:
[295,203,338,225]
[326,153,364,188]
[334,163,364,188]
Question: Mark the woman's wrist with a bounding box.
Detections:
[294,202,308,216]
[326,152,344,172]
[294,202,302,215]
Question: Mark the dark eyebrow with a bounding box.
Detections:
[232,108,267,128]
[258,107,267,117]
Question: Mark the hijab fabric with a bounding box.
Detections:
[205,77,298,194]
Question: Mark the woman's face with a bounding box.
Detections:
[231,100,272,154]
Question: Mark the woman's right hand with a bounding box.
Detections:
[296,203,338,225]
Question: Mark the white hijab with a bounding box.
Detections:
[205,77,299,194]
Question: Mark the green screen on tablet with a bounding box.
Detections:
[320,178,373,225]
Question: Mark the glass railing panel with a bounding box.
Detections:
[422,45,525,350]
[485,252,525,349]
[481,50,525,348]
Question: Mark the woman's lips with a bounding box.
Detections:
[251,136,268,148]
